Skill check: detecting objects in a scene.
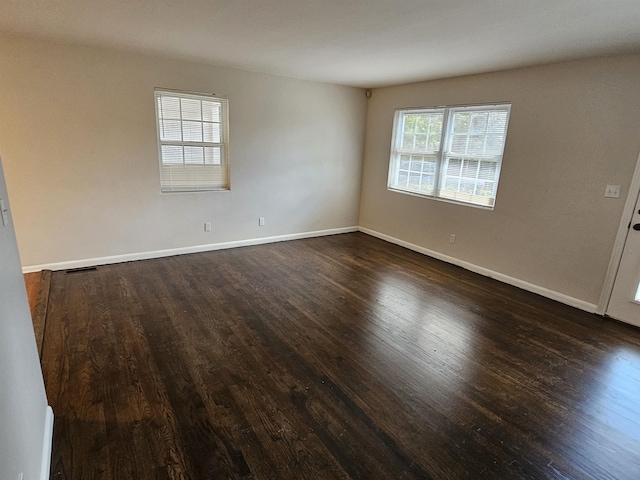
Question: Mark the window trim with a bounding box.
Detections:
[387,102,511,209]
[154,88,230,193]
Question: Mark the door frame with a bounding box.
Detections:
[599,149,640,315]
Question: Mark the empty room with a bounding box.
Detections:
[2,1,640,479]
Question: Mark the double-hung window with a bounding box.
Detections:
[155,89,229,192]
[388,103,511,208]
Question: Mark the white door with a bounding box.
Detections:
[607,189,640,327]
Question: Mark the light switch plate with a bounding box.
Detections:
[604,185,621,198]
[0,198,8,226]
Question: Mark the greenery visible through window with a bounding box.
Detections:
[388,103,511,208]
[155,89,229,192]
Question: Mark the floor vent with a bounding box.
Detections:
[65,266,98,274]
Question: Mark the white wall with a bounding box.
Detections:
[3,32,639,310]
[0,34,366,269]
[0,157,51,480]
[360,55,640,307]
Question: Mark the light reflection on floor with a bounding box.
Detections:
[569,346,640,476]
[363,268,640,478]
[366,271,478,390]
[591,348,640,441]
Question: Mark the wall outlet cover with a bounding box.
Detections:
[604,185,621,198]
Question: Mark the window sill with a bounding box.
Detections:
[387,187,495,210]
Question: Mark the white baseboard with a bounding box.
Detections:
[40,406,53,480]
[359,227,599,314]
[21,225,599,314]
[22,226,358,273]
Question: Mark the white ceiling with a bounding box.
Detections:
[2,0,640,88]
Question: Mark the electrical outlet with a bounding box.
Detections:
[604,185,621,198]
[204,222,212,232]
[449,234,456,244]
[258,217,265,226]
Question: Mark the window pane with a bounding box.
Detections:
[409,173,421,189]
[392,155,438,194]
[427,134,440,151]
[415,116,428,133]
[485,135,503,155]
[462,159,479,178]
[478,161,497,180]
[450,109,510,157]
[451,135,468,154]
[447,158,462,176]
[410,159,423,172]
[205,147,222,165]
[204,147,213,165]
[459,179,476,194]
[468,135,485,155]
[403,115,417,133]
[420,175,435,192]
[159,96,180,119]
[487,111,508,134]
[181,98,202,121]
[202,101,220,122]
[182,121,203,142]
[470,112,488,134]
[453,113,470,133]
[401,113,442,153]
[477,181,496,197]
[161,145,183,165]
[444,155,500,200]
[203,122,221,143]
[402,134,414,150]
[423,114,442,144]
[184,146,204,164]
[444,177,460,192]
[159,119,182,141]
[422,159,435,174]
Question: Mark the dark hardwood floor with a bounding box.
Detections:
[25,269,51,357]
[36,232,640,479]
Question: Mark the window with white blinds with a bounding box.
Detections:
[154,89,229,192]
[388,103,511,208]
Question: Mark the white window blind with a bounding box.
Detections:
[388,103,511,208]
[154,90,229,192]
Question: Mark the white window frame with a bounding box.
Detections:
[154,89,230,193]
[387,103,511,209]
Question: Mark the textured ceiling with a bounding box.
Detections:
[1,0,640,87]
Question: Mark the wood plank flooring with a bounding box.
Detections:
[24,269,51,357]
[38,232,640,479]
[24,270,41,313]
